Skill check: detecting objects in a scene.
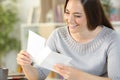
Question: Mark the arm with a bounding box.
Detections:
[21,65,39,80]
[54,33,120,80]
[54,64,112,80]
[107,34,120,80]
[16,50,39,80]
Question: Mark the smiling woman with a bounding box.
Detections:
[17,0,120,80]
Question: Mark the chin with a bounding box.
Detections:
[68,26,79,33]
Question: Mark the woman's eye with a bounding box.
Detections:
[65,11,69,14]
[74,15,81,18]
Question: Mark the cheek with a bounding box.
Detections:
[64,15,68,21]
[76,18,87,25]
[76,19,82,23]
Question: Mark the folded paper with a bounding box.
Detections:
[27,30,72,72]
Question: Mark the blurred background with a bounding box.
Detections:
[0,0,120,79]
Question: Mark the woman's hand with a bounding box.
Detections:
[16,50,32,66]
[54,64,81,80]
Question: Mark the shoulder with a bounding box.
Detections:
[104,26,120,50]
[46,26,68,52]
[110,31,120,48]
[103,26,120,41]
[100,26,120,49]
[50,26,68,37]
[47,26,68,42]
[54,26,67,33]
[103,26,120,56]
[108,28,120,42]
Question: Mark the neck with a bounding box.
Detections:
[70,26,102,43]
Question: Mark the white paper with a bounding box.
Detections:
[27,30,48,64]
[27,30,72,72]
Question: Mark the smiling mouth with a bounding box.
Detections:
[69,25,78,28]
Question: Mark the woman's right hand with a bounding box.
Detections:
[16,50,32,66]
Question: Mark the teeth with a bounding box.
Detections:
[69,25,77,28]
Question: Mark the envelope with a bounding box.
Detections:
[27,30,72,72]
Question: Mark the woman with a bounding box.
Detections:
[17,0,120,80]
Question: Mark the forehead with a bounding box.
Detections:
[66,0,84,12]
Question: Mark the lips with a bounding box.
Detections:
[69,25,78,28]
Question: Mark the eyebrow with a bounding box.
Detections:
[65,9,83,15]
[73,12,82,15]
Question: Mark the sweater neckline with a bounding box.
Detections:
[66,26,105,46]
[59,26,112,54]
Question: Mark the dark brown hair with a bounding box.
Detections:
[64,0,114,30]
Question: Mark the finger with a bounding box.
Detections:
[56,69,69,79]
[17,54,32,63]
[17,52,32,65]
[19,50,31,58]
[17,57,31,65]
[54,64,65,69]
[54,65,69,75]
[17,60,30,65]
[17,55,32,64]
[17,51,32,62]
[54,64,70,73]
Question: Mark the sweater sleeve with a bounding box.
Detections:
[46,28,58,52]
[107,33,120,80]
[33,65,51,80]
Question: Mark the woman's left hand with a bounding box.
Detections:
[54,64,80,80]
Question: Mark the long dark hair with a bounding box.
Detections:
[64,0,114,30]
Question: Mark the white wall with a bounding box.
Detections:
[17,0,40,23]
